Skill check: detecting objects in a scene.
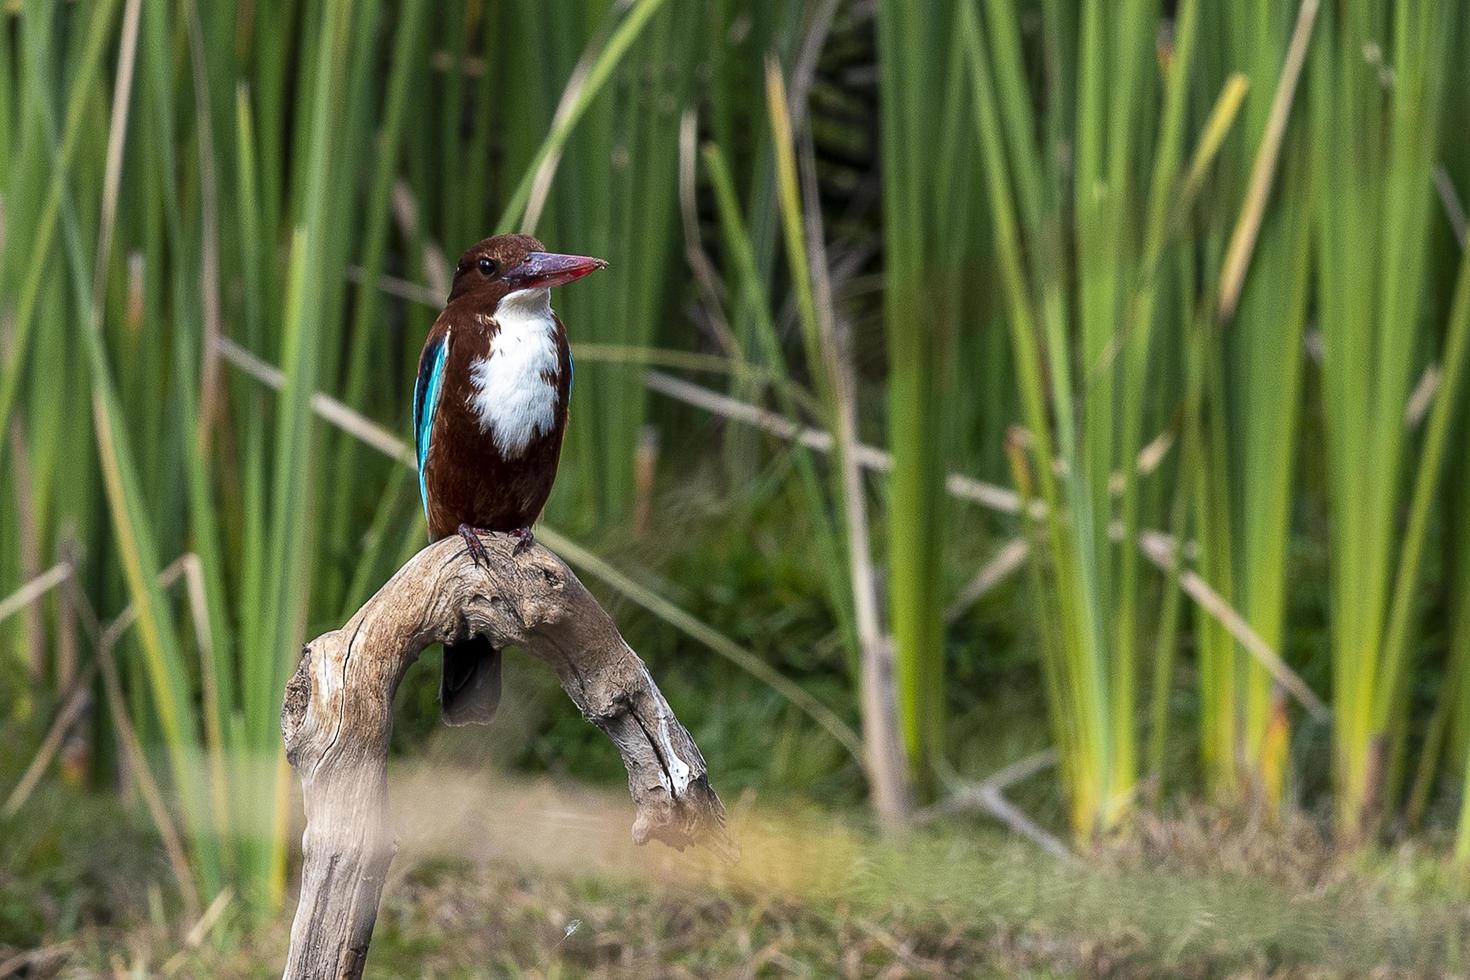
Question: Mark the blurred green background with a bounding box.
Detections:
[4,0,1470,974]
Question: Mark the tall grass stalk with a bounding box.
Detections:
[962,0,1104,836]
[1186,0,1316,805]
[1312,0,1459,839]
[961,0,1208,836]
[876,0,964,790]
[701,140,858,695]
[764,59,910,822]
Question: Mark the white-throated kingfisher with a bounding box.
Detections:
[414,234,606,725]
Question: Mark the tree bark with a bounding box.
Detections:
[280,531,730,979]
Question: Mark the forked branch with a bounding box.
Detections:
[280,532,729,979]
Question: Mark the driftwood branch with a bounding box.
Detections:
[280,532,729,979]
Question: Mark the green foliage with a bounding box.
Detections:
[0,0,740,915]
[875,0,963,791]
[6,0,1470,935]
[1309,0,1469,840]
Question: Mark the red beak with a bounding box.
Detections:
[504,252,608,290]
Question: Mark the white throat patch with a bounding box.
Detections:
[467,287,560,458]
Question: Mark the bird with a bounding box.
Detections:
[413,233,606,725]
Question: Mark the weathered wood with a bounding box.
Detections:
[281,532,729,979]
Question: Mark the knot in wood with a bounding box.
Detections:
[280,649,313,763]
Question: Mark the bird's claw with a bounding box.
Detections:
[458,524,491,569]
[511,527,535,557]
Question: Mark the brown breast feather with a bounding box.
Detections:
[423,311,571,540]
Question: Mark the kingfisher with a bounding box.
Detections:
[414,234,606,725]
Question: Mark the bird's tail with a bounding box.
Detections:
[440,637,503,726]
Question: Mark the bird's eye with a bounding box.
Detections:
[477,257,497,277]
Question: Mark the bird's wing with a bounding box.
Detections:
[413,329,450,519]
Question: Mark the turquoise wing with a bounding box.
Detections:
[412,333,449,519]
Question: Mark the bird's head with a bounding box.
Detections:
[447,234,607,309]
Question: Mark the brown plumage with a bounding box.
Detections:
[414,234,605,725]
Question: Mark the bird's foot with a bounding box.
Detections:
[458,524,492,569]
[510,527,535,557]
